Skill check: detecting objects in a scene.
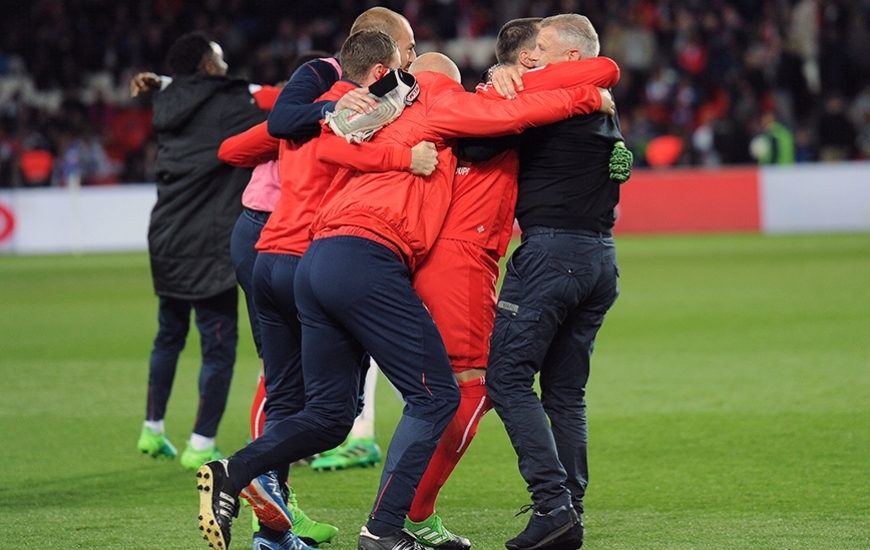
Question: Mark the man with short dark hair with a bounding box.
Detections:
[137,31,269,470]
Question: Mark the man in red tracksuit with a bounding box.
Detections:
[406,25,620,550]
[316,23,620,550]
[296,53,609,550]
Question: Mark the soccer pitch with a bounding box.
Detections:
[1,233,868,549]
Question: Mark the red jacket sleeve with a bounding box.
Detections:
[426,85,602,139]
[523,57,620,93]
[252,85,282,110]
[218,121,280,167]
[315,130,413,172]
[476,57,620,100]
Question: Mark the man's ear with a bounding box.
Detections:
[518,50,536,69]
[200,54,218,75]
[365,63,389,86]
[566,49,581,61]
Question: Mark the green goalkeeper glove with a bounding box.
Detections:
[609,141,634,183]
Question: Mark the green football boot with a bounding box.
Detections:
[287,486,339,546]
[316,445,342,459]
[310,437,382,471]
[137,426,177,459]
[180,443,224,470]
[405,513,472,550]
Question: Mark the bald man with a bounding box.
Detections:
[267,7,417,142]
[250,6,419,476]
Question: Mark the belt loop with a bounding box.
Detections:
[549,227,555,238]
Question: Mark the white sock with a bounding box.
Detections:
[189,433,215,451]
[144,420,165,434]
[351,360,378,439]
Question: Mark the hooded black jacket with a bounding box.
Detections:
[148,74,267,300]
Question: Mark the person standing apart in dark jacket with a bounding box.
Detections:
[136,31,270,471]
[486,14,625,550]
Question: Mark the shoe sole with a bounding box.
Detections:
[241,486,293,532]
[541,535,583,550]
[196,465,229,550]
[408,526,470,550]
[138,441,177,459]
[312,457,381,472]
[432,537,471,550]
[313,462,379,472]
[540,523,584,550]
[505,521,576,550]
[139,448,176,459]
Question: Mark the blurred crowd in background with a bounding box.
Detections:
[2,0,870,187]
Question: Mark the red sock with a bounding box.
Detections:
[250,373,267,440]
[408,377,492,522]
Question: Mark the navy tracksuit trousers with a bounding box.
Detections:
[230,207,271,359]
[232,236,460,535]
[146,288,238,438]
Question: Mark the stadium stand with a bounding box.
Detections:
[1,0,869,187]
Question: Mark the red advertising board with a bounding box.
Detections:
[614,167,761,234]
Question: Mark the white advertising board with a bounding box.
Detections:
[0,185,156,254]
[760,162,870,234]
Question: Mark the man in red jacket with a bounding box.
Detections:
[196,29,412,550]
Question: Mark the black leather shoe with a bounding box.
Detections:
[542,520,584,550]
[505,505,579,550]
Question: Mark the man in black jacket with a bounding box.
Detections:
[136,31,269,471]
[485,14,624,550]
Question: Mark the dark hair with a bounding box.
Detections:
[338,30,398,84]
[165,31,214,76]
[496,18,543,64]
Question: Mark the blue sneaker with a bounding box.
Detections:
[253,531,316,550]
[241,471,294,532]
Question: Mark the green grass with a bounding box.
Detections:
[1,233,868,549]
